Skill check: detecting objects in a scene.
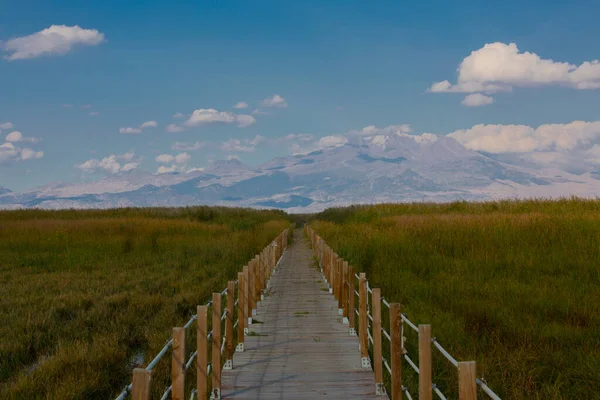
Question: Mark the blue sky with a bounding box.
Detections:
[2,0,600,190]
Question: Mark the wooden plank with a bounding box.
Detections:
[197,305,208,400]
[131,368,151,400]
[171,327,186,400]
[458,361,477,400]
[419,324,432,400]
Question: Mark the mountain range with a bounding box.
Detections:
[2,133,599,212]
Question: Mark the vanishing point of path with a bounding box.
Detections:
[221,229,384,399]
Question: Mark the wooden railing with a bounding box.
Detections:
[115,228,291,400]
[305,225,501,400]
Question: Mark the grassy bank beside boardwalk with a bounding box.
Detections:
[310,199,600,399]
[0,207,290,399]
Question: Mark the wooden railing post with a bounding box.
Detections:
[359,273,370,368]
[329,251,335,294]
[247,261,255,318]
[458,361,477,400]
[224,281,235,370]
[348,266,356,335]
[390,303,402,400]
[372,288,385,395]
[342,260,348,321]
[419,324,432,400]
[254,255,261,307]
[237,272,245,352]
[197,305,208,400]
[212,293,222,399]
[172,327,186,400]
[337,258,344,312]
[131,368,151,400]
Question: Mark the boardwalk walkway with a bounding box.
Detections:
[221,229,384,399]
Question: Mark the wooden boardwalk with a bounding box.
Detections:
[221,229,384,399]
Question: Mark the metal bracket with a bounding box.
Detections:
[342,317,349,325]
[349,328,357,336]
[361,357,371,369]
[375,382,386,395]
[329,288,333,294]
[236,342,244,352]
[252,309,257,316]
[247,318,252,327]
[338,308,343,316]
[210,388,221,400]
[223,359,233,370]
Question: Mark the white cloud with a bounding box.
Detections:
[156,152,190,164]
[155,152,196,174]
[121,163,138,172]
[220,135,266,153]
[348,124,413,137]
[140,120,157,129]
[172,112,185,119]
[76,153,140,174]
[236,114,256,128]
[261,94,288,108]
[172,141,205,151]
[174,152,191,164]
[121,152,135,162]
[461,93,494,107]
[81,104,92,109]
[184,108,256,128]
[157,165,178,174]
[430,42,600,94]
[120,120,157,134]
[166,124,185,133]
[282,133,314,143]
[336,106,344,111]
[88,111,100,116]
[221,139,255,153]
[249,135,266,146]
[5,131,23,142]
[317,135,348,149]
[448,121,600,153]
[2,25,105,61]
[0,142,19,164]
[155,154,174,163]
[20,148,44,160]
[62,104,74,108]
[119,127,142,135]
[233,101,248,109]
[0,127,43,164]
[5,131,39,143]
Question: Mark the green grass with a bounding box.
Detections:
[310,198,600,399]
[0,206,290,399]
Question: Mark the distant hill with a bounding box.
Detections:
[2,134,599,211]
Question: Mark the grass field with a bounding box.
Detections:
[310,199,600,399]
[0,207,290,399]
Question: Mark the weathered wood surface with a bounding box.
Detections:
[222,229,384,399]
